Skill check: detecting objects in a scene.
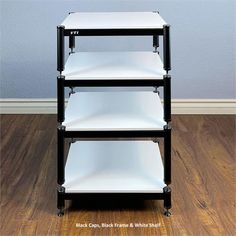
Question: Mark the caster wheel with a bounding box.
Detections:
[164,210,171,217]
[58,210,64,217]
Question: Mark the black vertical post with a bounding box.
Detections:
[164,126,171,185]
[153,35,159,50]
[57,75,65,123]
[163,24,171,73]
[164,75,171,122]
[57,190,65,213]
[57,25,65,72]
[57,125,65,185]
[69,36,75,54]
[164,186,172,212]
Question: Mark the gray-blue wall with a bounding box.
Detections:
[0,0,235,99]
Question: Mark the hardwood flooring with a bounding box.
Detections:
[0,115,235,236]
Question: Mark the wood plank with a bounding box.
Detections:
[0,115,235,235]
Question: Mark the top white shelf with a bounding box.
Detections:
[61,12,167,30]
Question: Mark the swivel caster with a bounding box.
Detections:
[164,209,171,217]
[58,209,64,217]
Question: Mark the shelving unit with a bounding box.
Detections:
[57,11,172,217]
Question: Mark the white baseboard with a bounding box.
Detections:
[171,99,236,114]
[0,99,235,115]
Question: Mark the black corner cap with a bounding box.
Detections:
[57,25,65,29]
[163,186,171,193]
[164,124,172,130]
[163,24,171,29]
[164,74,171,79]
[57,125,66,131]
[57,75,65,79]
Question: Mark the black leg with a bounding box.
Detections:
[163,24,171,73]
[163,186,171,217]
[57,125,65,185]
[164,75,171,123]
[153,35,159,53]
[57,75,65,123]
[57,25,65,72]
[69,36,75,54]
[57,126,65,216]
[57,186,65,217]
[164,125,171,185]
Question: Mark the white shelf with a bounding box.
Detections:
[61,12,166,30]
[62,52,165,80]
[63,141,165,193]
[63,91,166,131]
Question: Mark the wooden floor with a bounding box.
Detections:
[0,115,235,236]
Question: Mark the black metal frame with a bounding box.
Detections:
[64,79,164,87]
[64,28,164,37]
[57,12,172,217]
[57,186,171,216]
[163,25,171,73]
[58,190,171,204]
[57,26,65,72]
[69,36,75,54]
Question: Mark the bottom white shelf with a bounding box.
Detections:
[63,141,165,193]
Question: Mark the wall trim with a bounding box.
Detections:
[0,99,235,115]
